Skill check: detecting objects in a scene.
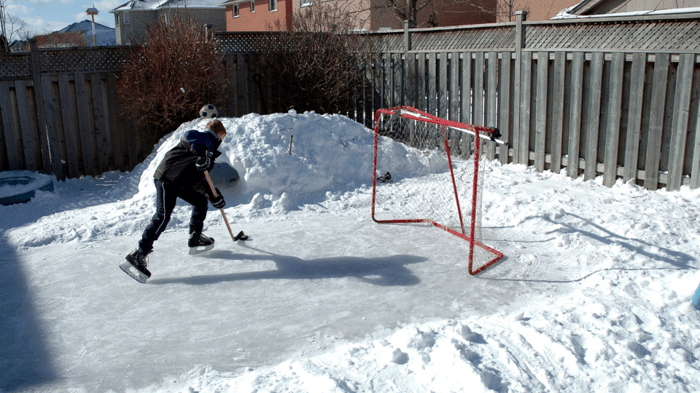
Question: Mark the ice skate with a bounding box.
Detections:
[188,232,215,255]
[120,248,152,283]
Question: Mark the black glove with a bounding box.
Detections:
[196,150,213,172]
[210,188,226,209]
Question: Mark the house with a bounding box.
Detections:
[222,0,497,32]
[59,20,117,46]
[110,0,227,45]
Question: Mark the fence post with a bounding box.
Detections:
[404,20,415,108]
[29,39,64,180]
[512,11,527,164]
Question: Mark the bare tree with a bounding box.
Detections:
[257,0,375,114]
[117,12,225,140]
[381,0,435,28]
[0,0,27,51]
[496,0,529,21]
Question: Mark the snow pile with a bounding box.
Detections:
[2,111,442,249]
[1,111,699,393]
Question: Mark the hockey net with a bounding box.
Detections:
[371,106,504,275]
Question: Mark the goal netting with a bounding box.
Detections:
[371,106,504,275]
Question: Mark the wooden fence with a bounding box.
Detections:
[1,14,700,191]
[338,13,700,191]
[0,41,152,179]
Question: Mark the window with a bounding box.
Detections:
[233,4,239,17]
[123,11,130,25]
[250,1,255,12]
[301,0,311,6]
[269,0,277,11]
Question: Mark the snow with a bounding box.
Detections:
[1,110,700,393]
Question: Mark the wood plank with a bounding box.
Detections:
[603,52,625,187]
[567,52,585,179]
[644,53,670,190]
[623,53,646,182]
[473,51,485,126]
[534,51,548,171]
[0,81,20,170]
[449,52,460,122]
[405,53,416,109]
[90,73,110,173]
[438,52,448,119]
[225,54,236,116]
[550,51,565,173]
[691,91,700,189]
[42,76,64,179]
[428,52,437,115]
[417,52,427,113]
[584,52,604,181]
[666,53,694,191]
[393,53,403,108]
[644,53,670,191]
[460,52,472,157]
[237,54,247,117]
[106,73,127,171]
[461,52,472,124]
[74,72,98,176]
[498,51,512,164]
[485,51,498,160]
[14,80,40,171]
[518,51,532,165]
[57,74,81,178]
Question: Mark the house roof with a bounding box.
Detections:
[554,0,700,18]
[111,0,225,12]
[58,19,116,46]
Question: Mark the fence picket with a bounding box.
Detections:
[485,51,498,160]
[584,52,604,181]
[603,52,625,187]
[534,51,548,171]
[90,73,110,173]
[14,80,40,171]
[550,51,565,173]
[0,82,21,170]
[41,76,64,179]
[667,53,695,191]
[498,52,512,164]
[645,53,670,190]
[74,72,97,176]
[57,74,81,178]
[623,53,646,182]
[518,51,532,165]
[567,52,585,178]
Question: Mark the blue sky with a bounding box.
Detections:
[5,0,122,37]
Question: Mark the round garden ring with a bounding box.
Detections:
[0,171,54,206]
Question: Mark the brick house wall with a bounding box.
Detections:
[225,0,293,31]
[225,0,495,32]
[369,0,497,30]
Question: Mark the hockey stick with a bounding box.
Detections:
[203,170,246,242]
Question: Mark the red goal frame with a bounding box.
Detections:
[371,106,504,275]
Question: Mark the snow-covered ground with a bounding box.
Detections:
[1,111,699,393]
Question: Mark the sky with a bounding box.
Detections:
[1,110,699,392]
[3,0,122,38]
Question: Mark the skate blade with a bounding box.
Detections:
[189,244,215,255]
[119,261,149,283]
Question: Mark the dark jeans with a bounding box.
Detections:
[139,179,208,253]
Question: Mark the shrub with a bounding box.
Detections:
[117,12,225,140]
[256,1,375,115]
